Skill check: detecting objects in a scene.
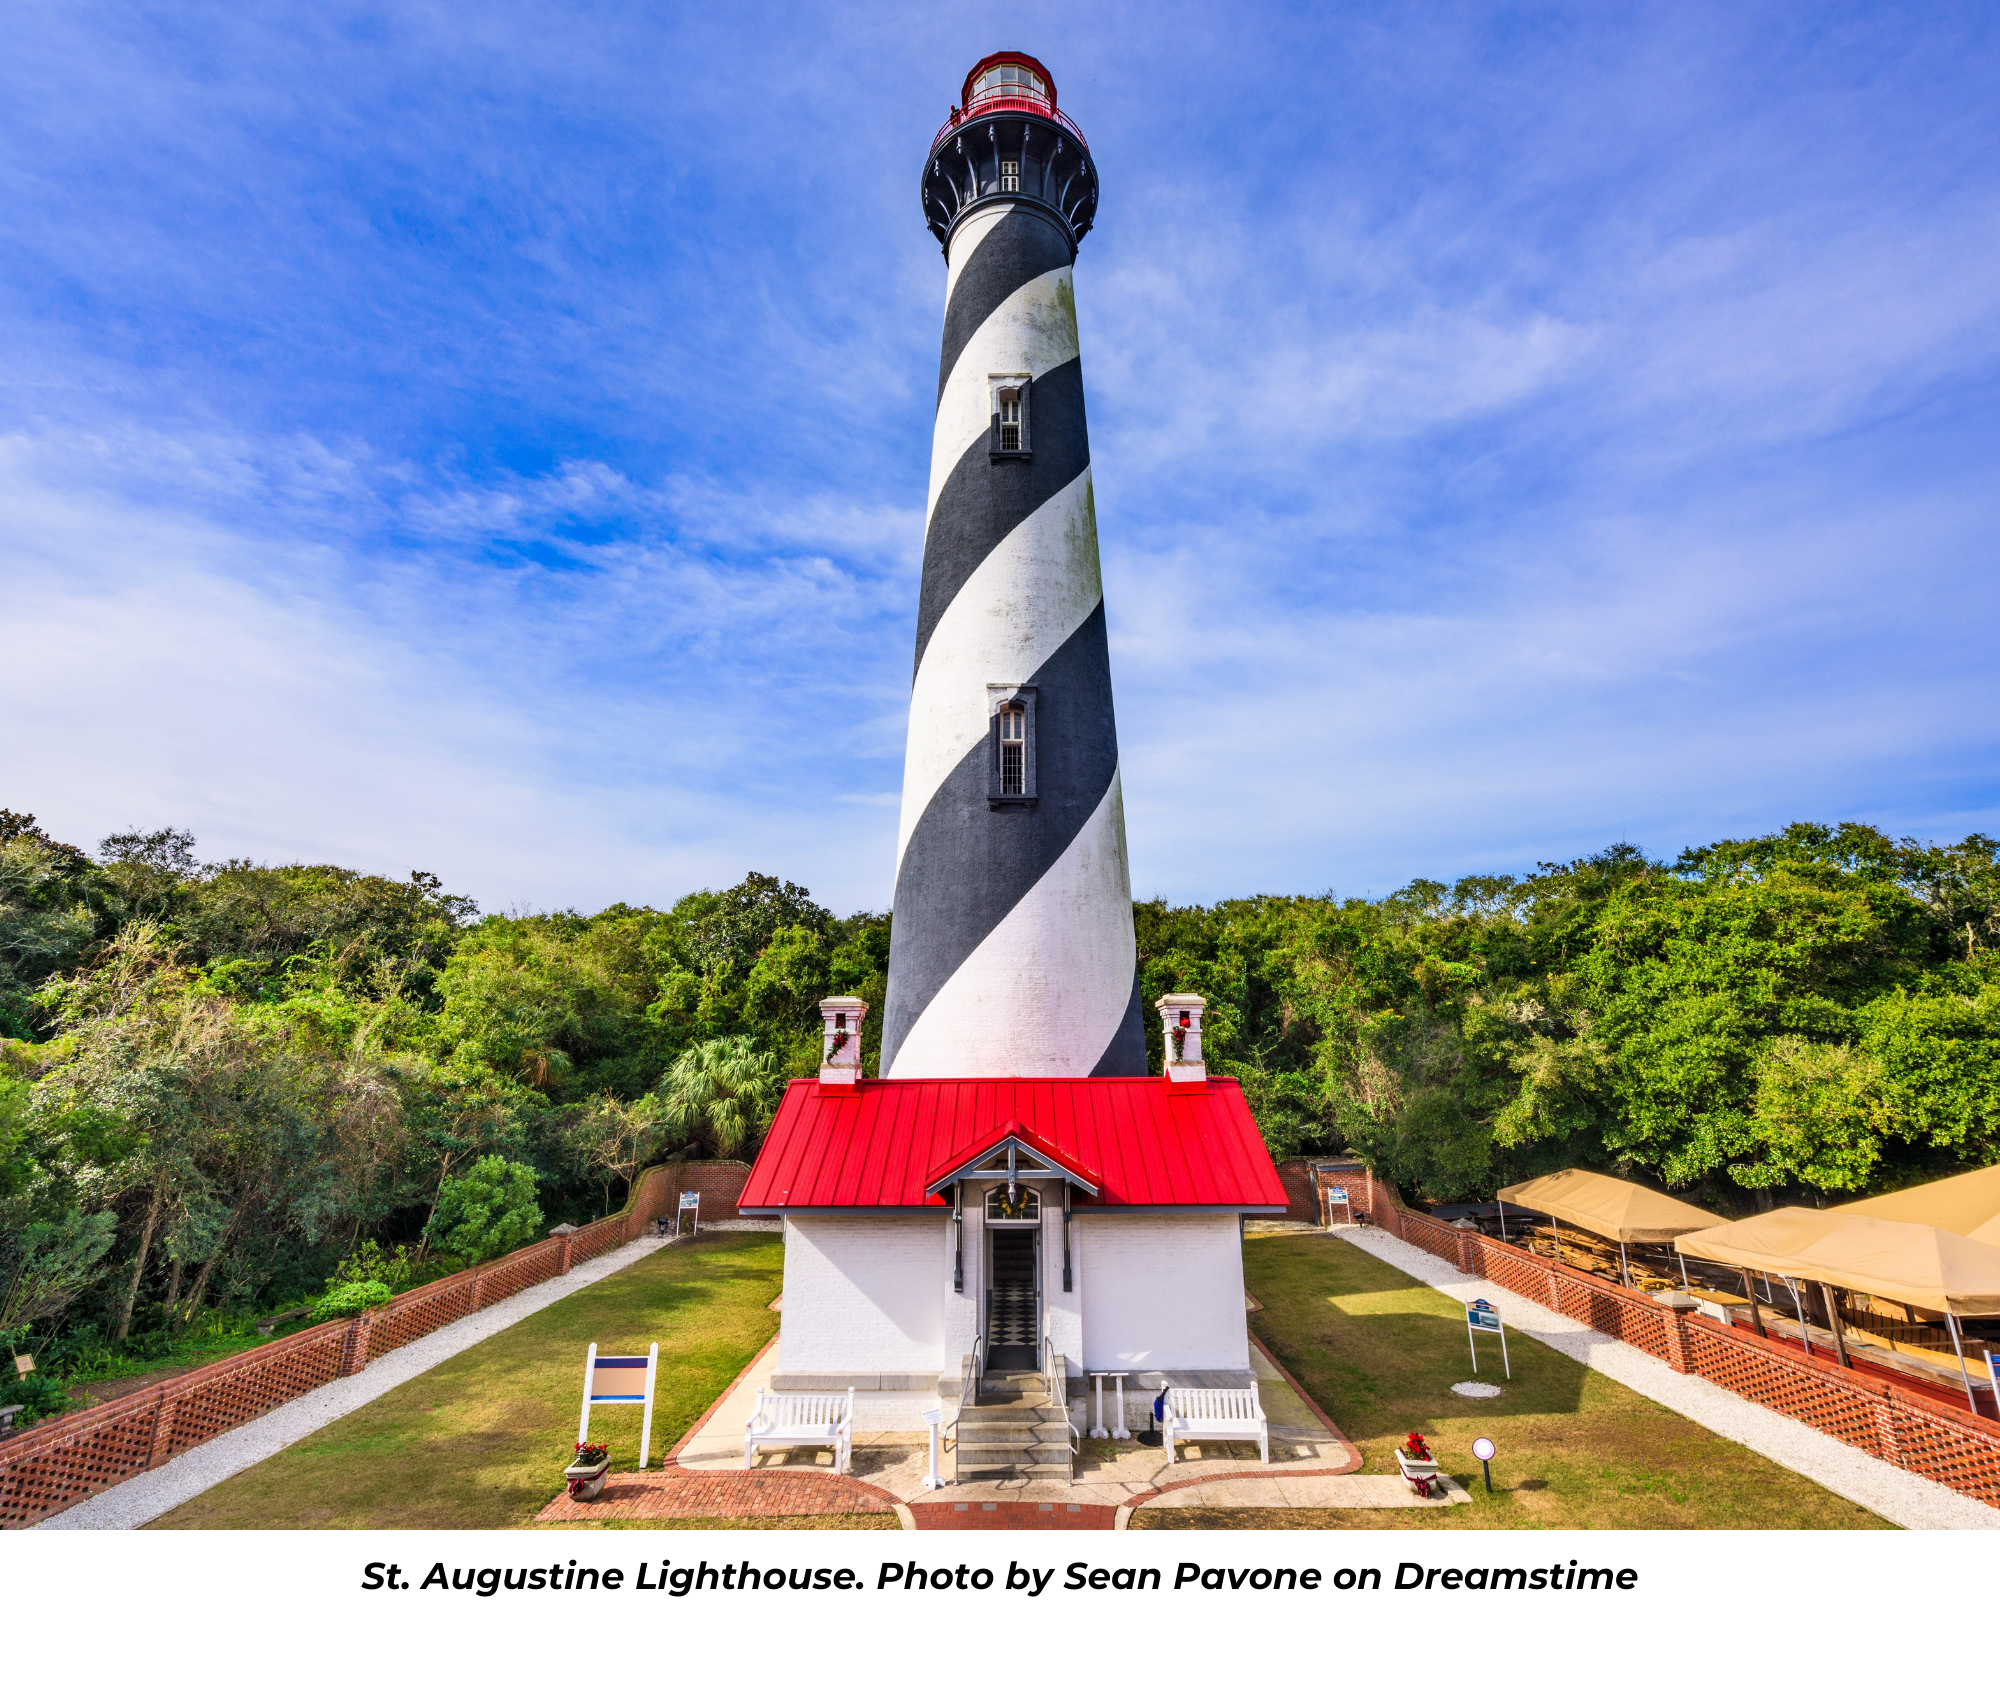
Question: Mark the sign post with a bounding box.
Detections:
[1465,1299,1511,1380]
[920,1406,946,1490]
[1325,1185,1352,1228]
[674,1191,700,1238]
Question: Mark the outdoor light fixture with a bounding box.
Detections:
[1472,1435,1496,1494]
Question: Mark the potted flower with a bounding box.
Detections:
[565,1441,610,1500]
[1394,1430,1440,1499]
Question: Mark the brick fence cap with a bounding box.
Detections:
[549,1224,577,1235]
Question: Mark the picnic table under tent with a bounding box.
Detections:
[1675,1207,2000,1410]
[1495,1170,1728,1288]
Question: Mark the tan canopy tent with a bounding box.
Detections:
[1832,1164,2000,1247]
[1676,1207,2000,1407]
[1496,1170,1727,1243]
[1675,1209,2000,1317]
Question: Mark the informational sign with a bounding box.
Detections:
[1465,1299,1511,1379]
[578,1340,661,1468]
[1324,1185,1353,1227]
[1986,1349,2000,1415]
[1327,1186,1348,1203]
[674,1191,701,1236]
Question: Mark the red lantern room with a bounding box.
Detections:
[957,52,1058,122]
[923,52,1096,254]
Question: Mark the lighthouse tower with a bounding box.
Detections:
[882,54,1147,1079]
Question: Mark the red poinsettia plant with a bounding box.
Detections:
[1403,1431,1432,1461]
[573,1441,609,1467]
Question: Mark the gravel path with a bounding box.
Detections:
[38,1232,683,1530]
[1337,1224,2000,1530]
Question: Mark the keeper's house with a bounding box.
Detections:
[737,993,1289,1411]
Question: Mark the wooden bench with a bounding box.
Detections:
[744,1388,854,1473]
[1161,1385,1268,1465]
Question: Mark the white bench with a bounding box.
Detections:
[744,1388,854,1473]
[1161,1385,1268,1465]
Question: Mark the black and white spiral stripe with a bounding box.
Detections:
[881,200,1147,1079]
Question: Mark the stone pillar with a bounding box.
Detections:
[1656,1293,1695,1373]
[340,1311,374,1377]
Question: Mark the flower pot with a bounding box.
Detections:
[565,1460,610,1501]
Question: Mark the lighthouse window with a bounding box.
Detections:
[989,374,1030,459]
[972,63,1046,102]
[999,158,1020,193]
[986,685,1037,807]
[999,708,1025,793]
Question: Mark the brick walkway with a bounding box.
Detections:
[536,1466,901,1522]
[910,1500,1118,1529]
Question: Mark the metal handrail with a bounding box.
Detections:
[932,95,1088,153]
[1044,1335,1080,1454]
[944,1334,984,1484]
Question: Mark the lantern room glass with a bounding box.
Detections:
[971,62,1047,103]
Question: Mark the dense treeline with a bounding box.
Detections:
[3,806,1997,1409]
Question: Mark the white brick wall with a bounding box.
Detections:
[1080,1214,1249,1372]
[780,1216,948,1375]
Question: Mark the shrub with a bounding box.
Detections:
[429,1155,544,1266]
[331,1239,414,1291]
[308,1279,393,1321]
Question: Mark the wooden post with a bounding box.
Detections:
[1740,1269,1768,1337]
[1819,1282,1851,1369]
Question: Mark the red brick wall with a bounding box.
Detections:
[1274,1160,1320,1220]
[0,1152,743,1529]
[1348,1168,2000,1510]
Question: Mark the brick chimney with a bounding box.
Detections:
[818,996,869,1092]
[1156,993,1207,1091]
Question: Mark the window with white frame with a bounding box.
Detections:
[998,706,1025,793]
[999,157,1020,193]
[989,375,1030,459]
[986,685,1037,807]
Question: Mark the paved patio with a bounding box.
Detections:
[535,1331,1467,1523]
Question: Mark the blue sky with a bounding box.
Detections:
[3,2,1997,916]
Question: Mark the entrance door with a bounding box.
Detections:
[985,1226,1040,1373]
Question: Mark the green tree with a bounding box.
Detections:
[651,1037,785,1158]
[428,1155,544,1264]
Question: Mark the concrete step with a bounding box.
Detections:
[957,1462,1073,1482]
[957,1444,1074,1466]
[957,1423,1072,1444]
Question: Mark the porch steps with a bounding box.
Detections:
[955,1371,1075,1484]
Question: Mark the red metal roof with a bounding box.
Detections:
[738,1077,1288,1212]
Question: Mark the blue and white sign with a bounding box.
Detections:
[1327,1186,1348,1204]
[1464,1299,1511,1380]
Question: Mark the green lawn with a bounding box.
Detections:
[150,1234,900,1529]
[1135,1232,1891,1530]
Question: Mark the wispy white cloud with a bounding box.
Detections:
[2,0,1996,915]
